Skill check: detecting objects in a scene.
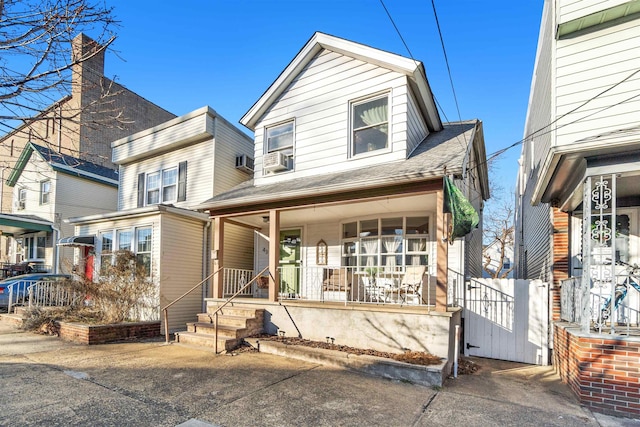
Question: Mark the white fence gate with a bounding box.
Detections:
[463,278,549,365]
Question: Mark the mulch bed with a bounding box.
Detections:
[240,334,480,374]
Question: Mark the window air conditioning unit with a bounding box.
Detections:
[263,152,288,172]
[235,154,254,173]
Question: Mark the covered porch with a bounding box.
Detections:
[198,177,464,360]
[0,213,57,276]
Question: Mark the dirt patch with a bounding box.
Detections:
[240,334,482,369]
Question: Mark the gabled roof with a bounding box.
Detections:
[197,121,481,214]
[240,32,442,132]
[6,142,118,187]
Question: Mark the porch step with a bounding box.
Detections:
[175,331,240,352]
[177,305,264,353]
[195,313,263,333]
[204,304,265,320]
[0,313,24,327]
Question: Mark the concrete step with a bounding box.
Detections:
[196,313,262,330]
[176,331,239,352]
[204,305,264,320]
[0,313,24,327]
[186,322,244,339]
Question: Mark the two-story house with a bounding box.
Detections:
[68,106,255,331]
[514,0,640,417]
[195,33,489,368]
[1,142,118,275]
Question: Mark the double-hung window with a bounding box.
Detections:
[265,121,294,172]
[17,188,26,210]
[99,227,152,277]
[139,163,186,207]
[351,94,389,156]
[40,180,51,205]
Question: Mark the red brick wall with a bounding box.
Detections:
[554,322,640,418]
[57,321,161,345]
[552,208,569,321]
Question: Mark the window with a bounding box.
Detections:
[100,231,113,274]
[136,227,152,276]
[40,180,51,205]
[146,172,160,205]
[18,188,26,210]
[141,164,184,207]
[341,216,430,271]
[265,121,294,171]
[99,227,152,277]
[351,94,389,156]
[36,236,46,259]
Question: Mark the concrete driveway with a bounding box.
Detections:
[0,320,635,427]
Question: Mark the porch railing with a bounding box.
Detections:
[162,267,222,343]
[276,265,434,306]
[447,269,466,308]
[560,276,640,333]
[223,268,254,297]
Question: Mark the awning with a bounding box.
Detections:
[0,214,53,235]
[57,235,95,247]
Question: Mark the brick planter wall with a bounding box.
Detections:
[554,322,640,418]
[57,321,161,345]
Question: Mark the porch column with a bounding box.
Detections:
[268,209,280,302]
[212,217,225,299]
[436,188,449,312]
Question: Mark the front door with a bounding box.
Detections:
[279,229,301,297]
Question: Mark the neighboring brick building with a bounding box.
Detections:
[0,33,175,262]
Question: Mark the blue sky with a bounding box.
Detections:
[104,0,542,195]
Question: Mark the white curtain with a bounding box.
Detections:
[411,239,426,266]
[362,239,378,267]
[383,237,401,268]
[360,104,387,126]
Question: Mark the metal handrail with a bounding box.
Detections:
[209,266,269,354]
[162,267,223,344]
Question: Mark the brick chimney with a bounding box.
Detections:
[71,33,105,100]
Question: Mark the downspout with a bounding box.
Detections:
[202,220,211,313]
[51,224,60,274]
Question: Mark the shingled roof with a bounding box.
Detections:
[6,142,118,187]
[197,120,481,212]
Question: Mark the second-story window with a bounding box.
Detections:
[40,180,51,205]
[264,121,294,173]
[138,162,186,207]
[18,188,26,210]
[351,94,389,156]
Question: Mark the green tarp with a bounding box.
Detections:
[443,176,479,243]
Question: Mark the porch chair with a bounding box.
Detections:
[322,268,352,300]
[396,265,426,305]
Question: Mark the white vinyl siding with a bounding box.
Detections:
[213,119,256,195]
[111,110,212,164]
[159,214,206,332]
[554,15,640,148]
[253,49,414,184]
[119,139,212,210]
[405,87,429,154]
[558,0,630,23]
[75,212,208,332]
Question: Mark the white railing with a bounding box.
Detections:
[560,275,640,333]
[7,279,78,313]
[222,268,254,297]
[28,281,82,309]
[277,265,434,306]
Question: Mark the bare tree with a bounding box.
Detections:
[0,0,117,125]
[482,170,515,279]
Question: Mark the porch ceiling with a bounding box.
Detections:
[227,193,436,228]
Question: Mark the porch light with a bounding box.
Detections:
[262,216,269,223]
